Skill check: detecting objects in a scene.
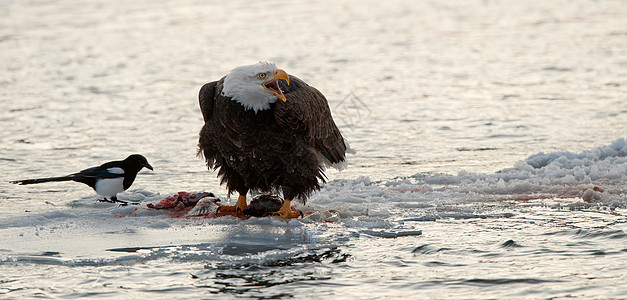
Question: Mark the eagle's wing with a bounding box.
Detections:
[199,81,218,123]
[198,80,220,165]
[274,76,347,164]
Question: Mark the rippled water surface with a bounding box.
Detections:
[1,0,626,298]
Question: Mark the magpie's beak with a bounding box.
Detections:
[143,163,153,171]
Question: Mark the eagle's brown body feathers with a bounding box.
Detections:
[198,75,346,203]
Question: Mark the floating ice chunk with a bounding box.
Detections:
[582,189,602,203]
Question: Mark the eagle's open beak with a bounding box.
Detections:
[263,69,290,102]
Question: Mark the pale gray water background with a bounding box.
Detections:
[1,0,627,299]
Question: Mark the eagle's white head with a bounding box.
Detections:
[221,62,290,113]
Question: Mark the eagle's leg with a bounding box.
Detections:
[217,194,248,214]
[273,199,303,219]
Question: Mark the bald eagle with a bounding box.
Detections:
[197,62,347,218]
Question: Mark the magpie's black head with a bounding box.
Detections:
[124,154,153,171]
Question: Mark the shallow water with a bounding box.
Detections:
[1,0,627,298]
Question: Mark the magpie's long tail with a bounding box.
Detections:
[10,176,76,185]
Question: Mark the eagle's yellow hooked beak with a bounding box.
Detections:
[263,69,290,102]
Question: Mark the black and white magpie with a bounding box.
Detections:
[10,154,153,205]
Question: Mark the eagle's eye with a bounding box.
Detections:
[257,73,267,79]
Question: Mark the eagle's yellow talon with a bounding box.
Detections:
[273,199,302,219]
[217,195,247,214]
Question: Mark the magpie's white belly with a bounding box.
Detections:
[94,177,125,198]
